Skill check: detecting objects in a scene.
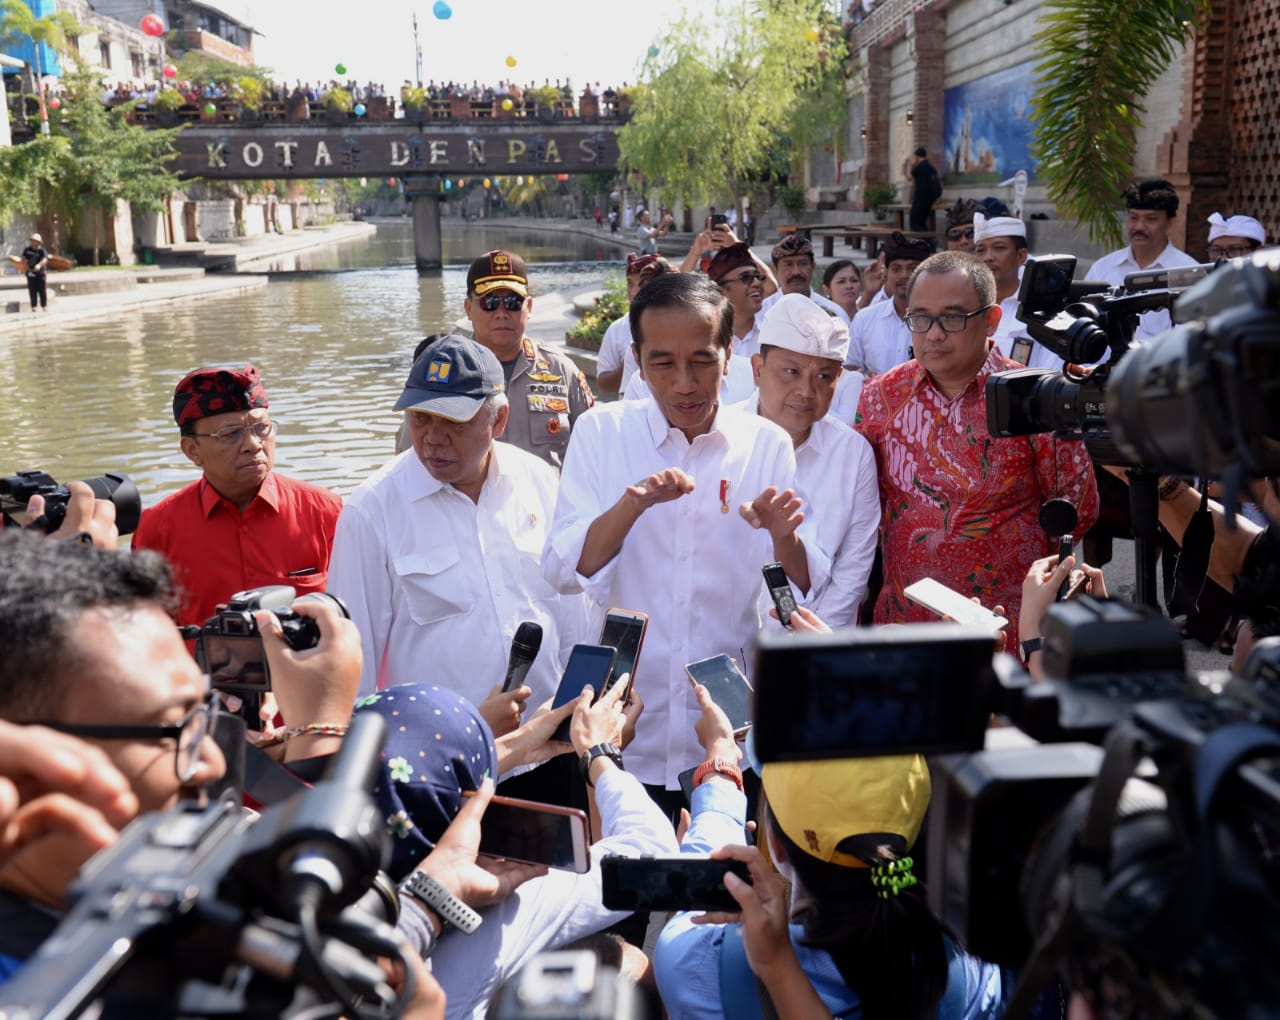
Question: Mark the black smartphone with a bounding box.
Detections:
[677,765,698,806]
[550,643,618,742]
[762,562,797,628]
[750,624,998,764]
[685,654,753,735]
[598,609,648,698]
[1056,536,1073,600]
[601,854,750,912]
[473,793,590,873]
[709,213,729,228]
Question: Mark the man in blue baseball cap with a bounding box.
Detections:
[328,337,589,767]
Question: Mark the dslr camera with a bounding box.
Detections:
[0,469,141,534]
[191,584,350,694]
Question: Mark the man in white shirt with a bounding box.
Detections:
[1086,178,1199,342]
[739,295,880,627]
[328,335,585,720]
[543,273,827,806]
[708,241,768,359]
[759,234,845,320]
[973,212,1064,372]
[595,253,671,397]
[846,232,932,377]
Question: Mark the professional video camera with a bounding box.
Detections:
[0,712,411,1020]
[987,249,1280,479]
[751,611,1280,1020]
[189,584,351,696]
[0,469,141,534]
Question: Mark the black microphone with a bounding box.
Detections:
[502,622,543,693]
[1039,498,1079,601]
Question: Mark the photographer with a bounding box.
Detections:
[655,688,1009,1019]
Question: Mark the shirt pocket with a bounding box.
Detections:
[394,546,468,625]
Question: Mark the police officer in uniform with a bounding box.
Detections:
[464,250,594,471]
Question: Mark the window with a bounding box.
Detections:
[131,51,143,78]
[99,41,111,69]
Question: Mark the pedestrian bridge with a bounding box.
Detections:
[170,120,621,180]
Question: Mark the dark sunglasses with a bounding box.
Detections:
[479,293,526,312]
[947,228,976,242]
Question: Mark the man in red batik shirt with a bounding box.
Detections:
[854,252,1099,645]
[132,364,342,630]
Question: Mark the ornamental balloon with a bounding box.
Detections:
[335,63,347,75]
[48,96,61,110]
[354,102,366,116]
[432,0,452,19]
[505,55,517,68]
[806,27,820,41]
[647,44,659,58]
[444,179,452,190]
[501,98,513,111]
[204,102,216,115]
[162,63,177,79]
[140,13,164,37]
[483,178,491,189]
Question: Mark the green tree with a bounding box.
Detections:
[1030,0,1208,247]
[618,0,846,216]
[0,0,80,136]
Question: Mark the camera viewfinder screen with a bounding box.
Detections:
[751,630,996,763]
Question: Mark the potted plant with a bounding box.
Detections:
[150,86,186,126]
[324,86,354,123]
[863,181,898,219]
[235,75,264,122]
[401,85,426,120]
[527,84,560,120]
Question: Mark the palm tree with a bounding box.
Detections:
[0,0,82,136]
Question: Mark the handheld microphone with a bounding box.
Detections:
[502,622,543,692]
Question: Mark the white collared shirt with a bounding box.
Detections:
[624,353,756,404]
[761,286,845,322]
[992,293,1066,371]
[729,319,762,360]
[738,393,880,627]
[596,313,638,384]
[543,400,828,788]
[328,444,587,703]
[1086,242,1199,342]
[847,297,914,376]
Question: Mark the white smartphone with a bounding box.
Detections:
[904,578,1009,632]
[473,793,591,873]
[684,654,753,735]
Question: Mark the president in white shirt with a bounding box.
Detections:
[329,336,586,721]
[544,273,827,801]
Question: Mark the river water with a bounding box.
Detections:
[0,221,620,505]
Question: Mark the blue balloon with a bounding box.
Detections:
[444,179,452,190]
[354,102,367,116]
[432,0,452,19]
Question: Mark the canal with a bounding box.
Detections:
[0,220,621,506]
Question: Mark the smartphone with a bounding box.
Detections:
[709,213,729,228]
[1063,570,1089,601]
[677,765,698,806]
[601,854,750,912]
[473,793,590,873]
[550,643,618,742]
[903,578,1009,633]
[750,624,998,764]
[598,609,648,698]
[762,562,797,628]
[685,654,753,736]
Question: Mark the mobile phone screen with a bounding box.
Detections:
[598,612,646,694]
[601,855,750,912]
[685,655,753,733]
[478,797,589,873]
[551,644,617,741]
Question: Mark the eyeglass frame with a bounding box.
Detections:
[35,695,219,783]
[946,227,976,242]
[903,305,994,334]
[720,270,765,286]
[1207,243,1257,260]
[478,292,527,313]
[191,420,277,446]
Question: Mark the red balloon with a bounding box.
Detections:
[162,63,177,79]
[140,13,164,37]
[48,97,61,110]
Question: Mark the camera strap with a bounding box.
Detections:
[1164,485,1212,617]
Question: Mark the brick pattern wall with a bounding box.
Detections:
[910,8,947,164]
[1225,0,1279,244]
[861,46,893,196]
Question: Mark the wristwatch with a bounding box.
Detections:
[1021,637,1043,659]
[580,742,624,787]
[693,757,744,792]
[398,870,482,935]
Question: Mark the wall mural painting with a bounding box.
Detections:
[943,61,1039,185]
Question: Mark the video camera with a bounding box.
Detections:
[0,712,408,1020]
[986,249,1280,482]
[0,469,141,534]
[190,584,351,695]
[751,606,1280,1019]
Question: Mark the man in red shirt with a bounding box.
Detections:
[131,364,342,630]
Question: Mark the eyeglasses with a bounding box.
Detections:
[946,228,975,242]
[478,293,526,312]
[1208,244,1256,260]
[37,695,219,783]
[904,305,993,334]
[722,271,765,285]
[193,420,276,445]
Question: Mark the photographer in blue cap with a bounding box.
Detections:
[328,336,589,797]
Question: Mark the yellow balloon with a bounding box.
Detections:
[483,178,492,189]
[807,27,820,41]
[505,55,517,68]
[502,98,513,111]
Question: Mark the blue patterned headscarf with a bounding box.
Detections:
[354,683,498,881]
